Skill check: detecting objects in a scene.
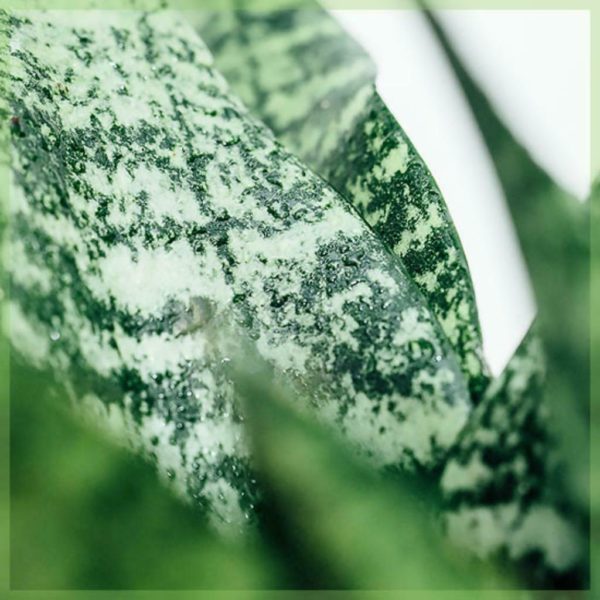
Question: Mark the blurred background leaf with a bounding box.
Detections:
[424,8,590,586]
[231,347,509,591]
[10,347,516,592]
[10,359,281,590]
[423,8,589,387]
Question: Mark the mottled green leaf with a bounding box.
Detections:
[197,5,489,399]
[426,11,590,585]
[441,326,586,586]
[5,9,469,530]
[424,9,589,397]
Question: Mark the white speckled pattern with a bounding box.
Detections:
[6,9,470,530]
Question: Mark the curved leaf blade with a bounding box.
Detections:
[441,326,587,586]
[5,8,470,529]
[198,5,489,399]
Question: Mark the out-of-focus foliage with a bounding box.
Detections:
[423,9,589,409]
[590,176,600,592]
[423,9,589,402]
[232,351,508,590]
[10,352,513,593]
[424,9,590,587]
[10,360,280,590]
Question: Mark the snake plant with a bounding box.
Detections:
[2,4,590,591]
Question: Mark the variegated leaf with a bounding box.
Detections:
[197,6,489,399]
[5,9,469,531]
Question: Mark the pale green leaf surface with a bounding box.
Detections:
[197,4,489,399]
[5,8,469,530]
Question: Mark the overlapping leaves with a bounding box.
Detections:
[4,3,591,591]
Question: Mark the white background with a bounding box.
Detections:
[330,9,591,374]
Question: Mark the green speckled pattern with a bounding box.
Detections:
[5,10,470,530]
[441,327,583,578]
[197,7,489,399]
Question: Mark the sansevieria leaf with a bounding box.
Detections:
[424,8,589,393]
[426,11,590,584]
[5,9,469,530]
[197,4,490,399]
[591,175,600,583]
[441,326,585,585]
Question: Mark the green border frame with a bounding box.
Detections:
[0,1,596,597]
